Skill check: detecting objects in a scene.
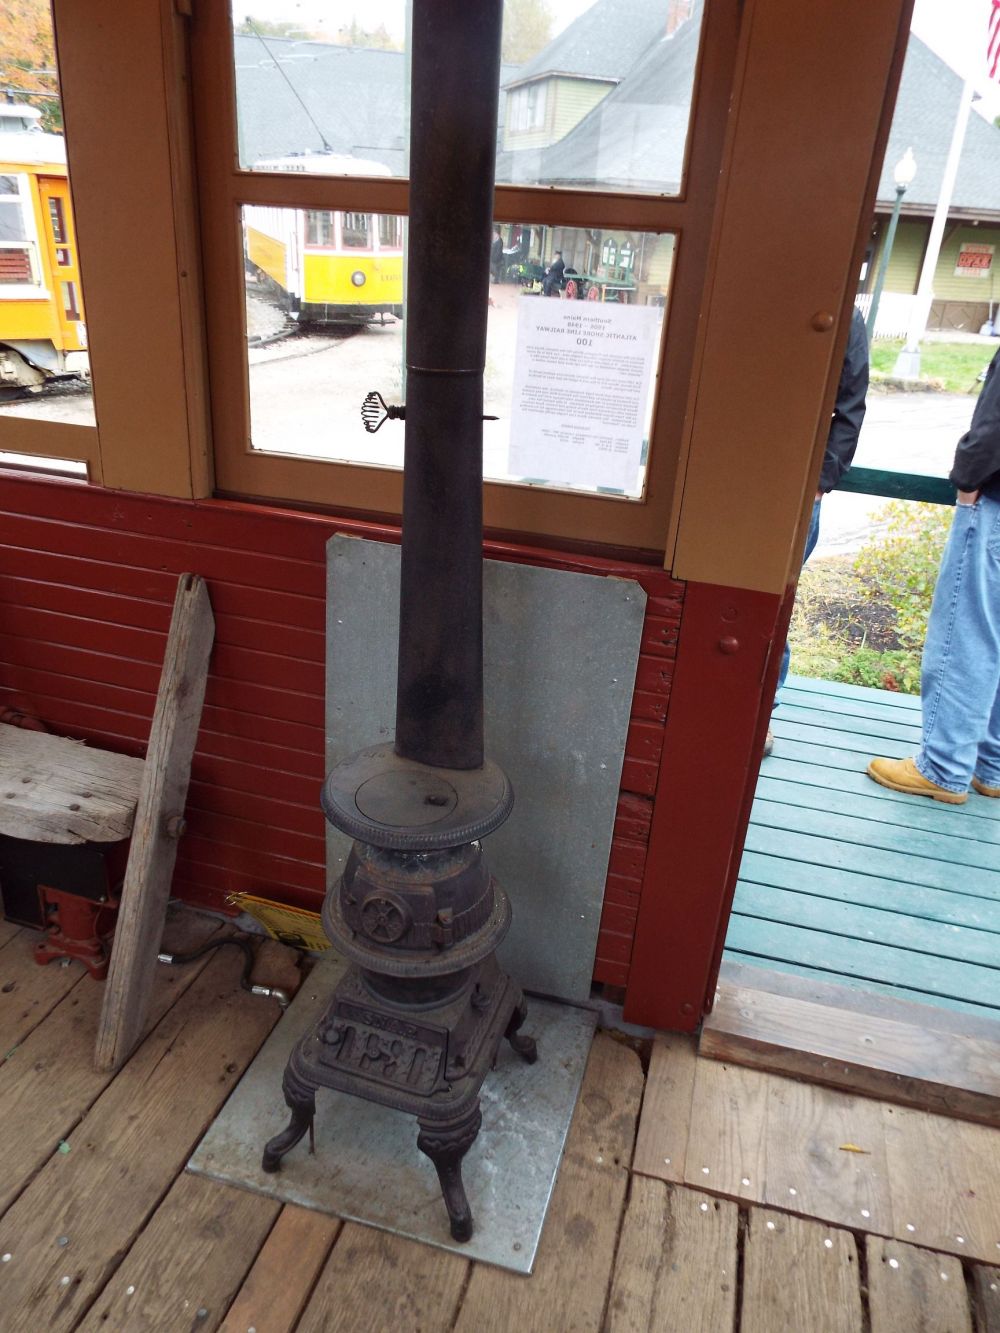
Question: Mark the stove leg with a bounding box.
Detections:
[261,1066,317,1173]
[505,994,538,1064]
[417,1103,482,1242]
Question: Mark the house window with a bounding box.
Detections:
[508,82,548,133]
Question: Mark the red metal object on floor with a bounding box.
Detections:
[34,884,119,980]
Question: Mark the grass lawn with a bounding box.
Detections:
[869,340,994,394]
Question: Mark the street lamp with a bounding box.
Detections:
[865,147,916,340]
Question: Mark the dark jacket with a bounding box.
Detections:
[820,305,869,493]
[949,347,1000,501]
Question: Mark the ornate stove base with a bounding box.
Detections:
[261,959,537,1240]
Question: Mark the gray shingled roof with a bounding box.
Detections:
[232,22,1000,220]
[522,9,699,191]
[878,35,1000,219]
[504,0,669,88]
[233,34,517,173]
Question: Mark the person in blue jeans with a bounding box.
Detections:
[766,306,870,754]
[868,346,1000,804]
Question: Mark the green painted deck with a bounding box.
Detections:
[725,675,1000,1019]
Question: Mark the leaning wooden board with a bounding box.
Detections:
[94,574,214,1072]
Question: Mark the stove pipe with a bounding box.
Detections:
[394,1,503,770]
[261,1,534,1247]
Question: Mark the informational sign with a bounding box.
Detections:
[508,299,661,493]
[954,243,994,278]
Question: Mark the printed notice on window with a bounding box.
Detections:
[508,300,661,493]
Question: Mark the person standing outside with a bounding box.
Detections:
[766,305,870,754]
[543,250,565,297]
[868,345,1000,804]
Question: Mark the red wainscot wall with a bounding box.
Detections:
[0,472,683,989]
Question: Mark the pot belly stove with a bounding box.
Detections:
[260,0,538,1243]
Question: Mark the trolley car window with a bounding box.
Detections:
[0,177,31,242]
[228,1,704,197]
[305,210,335,246]
[47,197,67,244]
[340,214,371,248]
[378,215,402,249]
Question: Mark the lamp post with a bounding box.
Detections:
[865,147,916,340]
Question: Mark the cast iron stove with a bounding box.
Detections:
[261,0,537,1243]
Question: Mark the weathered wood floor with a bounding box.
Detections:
[729,675,1000,1018]
[2,908,999,1331]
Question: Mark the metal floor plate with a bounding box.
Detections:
[188,955,597,1274]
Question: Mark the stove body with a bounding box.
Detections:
[261,1,537,1243]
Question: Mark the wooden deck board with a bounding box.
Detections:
[454,1034,643,1333]
[726,916,1000,1011]
[702,979,1000,1126]
[759,757,1000,821]
[740,1209,863,1333]
[0,911,992,1333]
[0,932,85,1058]
[75,1173,279,1333]
[0,946,278,1332]
[634,1046,1000,1266]
[219,1206,340,1333]
[866,1237,972,1333]
[729,676,1000,1019]
[606,1180,738,1332]
[738,850,1000,931]
[724,951,1000,1019]
[0,910,223,1215]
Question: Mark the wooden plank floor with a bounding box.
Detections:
[728,675,1000,1018]
[3,910,999,1331]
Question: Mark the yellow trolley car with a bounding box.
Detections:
[0,105,88,391]
[245,154,405,325]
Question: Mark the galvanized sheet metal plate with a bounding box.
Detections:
[324,537,646,1001]
[188,954,597,1274]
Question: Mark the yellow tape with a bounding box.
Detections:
[228,893,331,952]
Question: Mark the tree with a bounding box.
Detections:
[501,0,554,63]
[0,0,62,132]
[334,21,401,51]
[235,17,321,41]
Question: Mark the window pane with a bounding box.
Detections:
[231,1,701,196]
[243,207,672,498]
[0,3,94,425]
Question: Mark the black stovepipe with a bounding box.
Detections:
[394,0,503,772]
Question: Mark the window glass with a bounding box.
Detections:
[243,206,673,498]
[230,1,702,196]
[0,2,94,425]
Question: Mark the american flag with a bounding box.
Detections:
[990,0,1000,81]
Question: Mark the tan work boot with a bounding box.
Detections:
[763,729,774,758]
[866,756,967,804]
[972,776,1000,798]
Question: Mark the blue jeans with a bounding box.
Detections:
[917,494,1000,793]
[776,496,823,699]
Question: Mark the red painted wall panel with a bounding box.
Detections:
[0,475,683,986]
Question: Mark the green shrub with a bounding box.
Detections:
[853,500,953,650]
[829,646,921,694]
